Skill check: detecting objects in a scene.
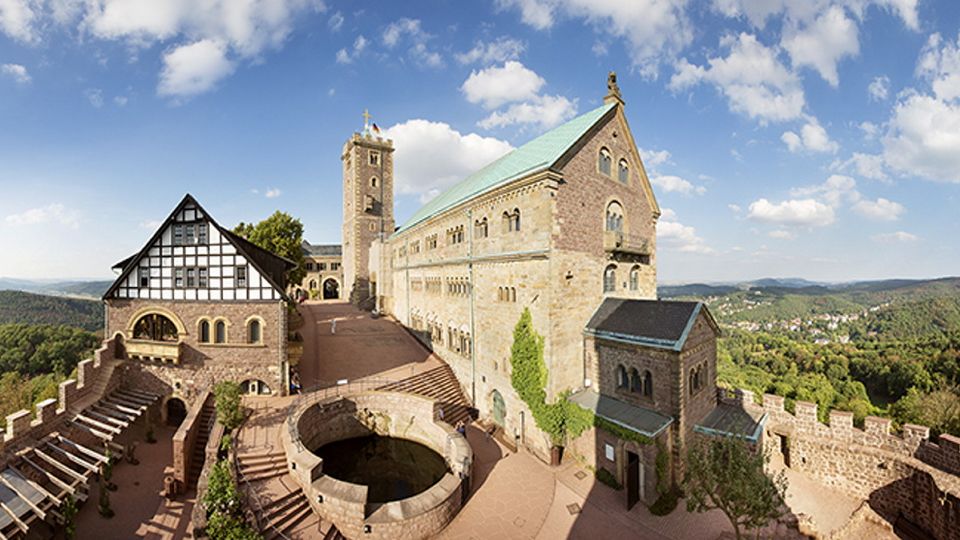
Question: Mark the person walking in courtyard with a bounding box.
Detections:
[331,318,337,334]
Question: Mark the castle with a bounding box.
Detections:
[0,72,941,539]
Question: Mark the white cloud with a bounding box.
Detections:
[917,33,960,102]
[265,188,281,199]
[382,18,442,67]
[139,219,161,230]
[456,37,525,65]
[780,6,858,87]
[113,95,128,106]
[781,117,838,153]
[477,95,577,130]
[0,0,38,42]
[712,0,919,32]
[5,203,79,229]
[868,75,890,101]
[495,0,691,77]
[789,174,859,207]
[852,197,905,220]
[157,39,235,98]
[591,41,608,57]
[881,93,960,183]
[658,208,712,253]
[336,34,367,64]
[639,147,671,167]
[85,88,104,108]
[670,33,805,123]
[872,231,918,243]
[383,119,514,197]
[859,121,879,139]
[328,11,343,32]
[462,61,545,109]
[650,174,705,195]
[768,229,795,239]
[728,204,741,213]
[747,198,835,227]
[0,62,30,83]
[832,152,888,180]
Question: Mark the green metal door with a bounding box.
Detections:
[492,390,506,427]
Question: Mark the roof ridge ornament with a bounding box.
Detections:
[604,71,624,106]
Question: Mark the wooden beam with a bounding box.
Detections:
[0,497,29,533]
[44,444,98,475]
[5,468,59,507]
[56,437,107,464]
[102,398,145,414]
[112,391,152,406]
[91,404,137,422]
[0,475,46,521]
[74,415,121,435]
[83,410,127,428]
[32,450,85,483]
[19,457,75,496]
[119,388,159,400]
[66,420,114,443]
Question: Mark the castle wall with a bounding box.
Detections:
[106,298,287,405]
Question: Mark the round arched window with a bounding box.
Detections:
[133,313,178,342]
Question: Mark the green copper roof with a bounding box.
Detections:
[394,101,616,235]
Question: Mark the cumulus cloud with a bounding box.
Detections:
[639,148,671,167]
[872,231,918,243]
[0,0,38,42]
[882,93,960,183]
[832,152,888,181]
[789,174,859,207]
[0,62,30,83]
[157,39,235,98]
[265,188,281,199]
[650,174,705,195]
[916,33,960,102]
[852,197,905,220]
[768,229,795,239]
[383,119,514,199]
[5,203,80,229]
[327,11,343,32]
[780,6,859,86]
[336,35,368,64]
[747,198,835,227]
[84,88,104,108]
[868,75,890,101]
[382,18,442,67]
[670,33,804,123]
[462,61,545,109]
[658,208,712,253]
[477,95,577,130]
[712,0,919,32]
[456,37,525,65]
[781,117,838,153]
[495,0,691,77]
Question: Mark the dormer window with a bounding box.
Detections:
[599,147,612,176]
[369,150,381,166]
[618,159,629,183]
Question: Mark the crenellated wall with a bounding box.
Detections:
[723,388,960,540]
[1,337,122,458]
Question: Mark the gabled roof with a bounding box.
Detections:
[301,241,342,257]
[585,298,719,352]
[103,194,296,301]
[393,101,617,235]
[568,390,673,438]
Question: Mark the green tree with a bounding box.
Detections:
[684,436,787,540]
[214,381,244,431]
[890,387,960,437]
[233,211,306,285]
[203,460,242,516]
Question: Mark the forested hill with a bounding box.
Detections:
[0,290,103,332]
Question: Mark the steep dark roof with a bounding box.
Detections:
[301,241,342,257]
[585,298,718,351]
[103,194,295,301]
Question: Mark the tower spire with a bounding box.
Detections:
[604,71,624,106]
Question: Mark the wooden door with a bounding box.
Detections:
[626,451,640,510]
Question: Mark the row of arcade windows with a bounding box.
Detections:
[598,148,630,183]
[616,365,653,397]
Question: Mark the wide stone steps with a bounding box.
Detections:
[238,452,287,483]
[263,492,312,540]
[378,364,474,427]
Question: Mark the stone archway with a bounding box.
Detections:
[241,379,272,396]
[323,278,340,299]
[166,397,187,427]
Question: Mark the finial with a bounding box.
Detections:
[362,109,372,134]
[604,71,624,106]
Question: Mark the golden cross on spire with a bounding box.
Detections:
[362,109,372,130]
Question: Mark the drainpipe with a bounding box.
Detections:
[468,209,477,406]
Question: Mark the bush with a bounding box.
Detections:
[206,511,261,540]
[650,489,679,516]
[594,467,622,490]
[214,381,244,430]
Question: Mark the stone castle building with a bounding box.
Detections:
[297,241,343,300]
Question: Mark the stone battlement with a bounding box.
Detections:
[721,388,960,477]
[2,337,120,454]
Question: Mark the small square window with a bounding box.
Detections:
[236,266,247,287]
[185,224,195,244]
[198,223,208,244]
[605,444,615,462]
[175,268,184,288]
[186,268,196,287]
[369,150,381,166]
[173,225,183,246]
[138,267,149,288]
[198,267,208,288]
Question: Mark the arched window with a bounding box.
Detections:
[598,147,612,176]
[215,321,227,344]
[309,280,317,290]
[248,320,262,344]
[605,201,624,232]
[510,287,517,302]
[629,266,640,291]
[630,368,642,393]
[503,208,520,232]
[618,159,629,183]
[689,368,696,395]
[133,313,178,342]
[603,265,617,293]
[644,370,653,397]
[199,320,210,343]
[475,218,488,239]
[371,177,378,188]
[616,365,627,389]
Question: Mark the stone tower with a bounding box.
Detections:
[341,114,395,306]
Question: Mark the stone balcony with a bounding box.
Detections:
[603,230,651,257]
[126,338,183,364]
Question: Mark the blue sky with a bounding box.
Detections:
[0,0,958,283]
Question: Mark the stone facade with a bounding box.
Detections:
[370,100,660,460]
[299,253,343,299]
[106,298,288,406]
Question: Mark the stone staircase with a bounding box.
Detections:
[378,363,474,427]
[259,489,313,540]
[187,400,216,488]
[237,451,287,483]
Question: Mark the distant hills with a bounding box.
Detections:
[0,291,103,332]
[0,278,111,299]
